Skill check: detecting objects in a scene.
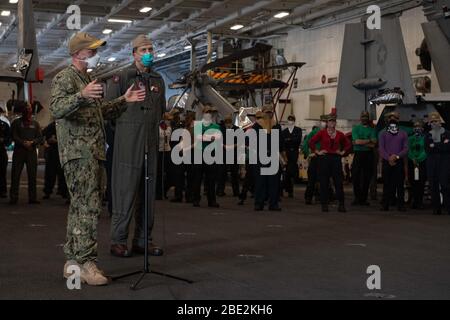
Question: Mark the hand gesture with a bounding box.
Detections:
[388,154,397,162]
[49,135,57,144]
[124,84,146,103]
[23,141,33,151]
[81,79,103,99]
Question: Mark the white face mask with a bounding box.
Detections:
[320,121,327,129]
[431,122,441,130]
[83,54,101,69]
[388,123,399,135]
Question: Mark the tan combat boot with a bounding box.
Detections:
[80,261,109,286]
[63,260,81,279]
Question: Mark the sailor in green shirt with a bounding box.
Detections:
[303,115,326,204]
[407,120,427,209]
[192,104,221,208]
[302,126,320,158]
[351,111,377,206]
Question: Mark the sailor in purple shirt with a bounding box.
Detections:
[378,112,408,212]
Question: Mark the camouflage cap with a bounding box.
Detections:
[224,114,233,123]
[69,32,106,55]
[413,119,424,127]
[319,114,328,121]
[428,112,441,123]
[169,107,181,115]
[132,34,152,49]
[327,113,337,121]
[360,111,370,119]
[387,111,400,120]
[202,104,216,113]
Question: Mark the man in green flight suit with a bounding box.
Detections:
[50,32,146,286]
[107,35,166,258]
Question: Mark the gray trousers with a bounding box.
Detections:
[110,120,158,247]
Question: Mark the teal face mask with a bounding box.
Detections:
[141,53,154,67]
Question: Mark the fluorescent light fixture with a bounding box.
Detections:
[184,45,192,50]
[274,11,290,19]
[0,22,2,26]
[108,57,116,62]
[87,68,93,73]
[139,7,152,13]
[157,53,167,58]
[1,10,11,16]
[102,29,113,34]
[230,24,244,30]
[9,0,19,3]
[108,18,132,24]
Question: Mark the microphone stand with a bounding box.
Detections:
[112,79,193,290]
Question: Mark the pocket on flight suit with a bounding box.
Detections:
[115,120,145,169]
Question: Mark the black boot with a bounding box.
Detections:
[254,205,264,211]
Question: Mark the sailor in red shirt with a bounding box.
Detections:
[309,114,351,212]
